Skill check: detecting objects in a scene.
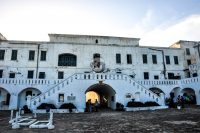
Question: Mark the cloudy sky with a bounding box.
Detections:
[1,0,200,47]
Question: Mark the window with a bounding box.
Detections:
[58,54,77,66]
[39,72,45,79]
[126,93,132,98]
[93,53,100,68]
[0,70,3,78]
[152,55,157,64]
[193,73,198,77]
[186,48,190,55]
[187,60,191,66]
[142,54,147,64]
[0,50,5,60]
[116,54,121,64]
[9,73,15,78]
[93,53,100,58]
[165,56,170,64]
[58,71,64,79]
[29,50,35,61]
[40,51,46,61]
[11,50,18,60]
[27,70,34,79]
[58,94,64,102]
[154,75,159,79]
[187,72,191,78]
[144,72,149,79]
[174,56,179,65]
[127,54,132,64]
[168,73,174,79]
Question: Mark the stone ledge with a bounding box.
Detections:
[125,106,168,111]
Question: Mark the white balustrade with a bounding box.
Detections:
[3,73,197,110]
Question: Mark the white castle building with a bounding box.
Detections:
[0,33,200,112]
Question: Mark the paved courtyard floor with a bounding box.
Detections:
[1,106,200,133]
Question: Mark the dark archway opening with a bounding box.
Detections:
[85,83,116,111]
[149,87,164,96]
[18,88,41,109]
[0,87,10,110]
[182,88,196,104]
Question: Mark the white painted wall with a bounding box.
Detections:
[0,35,200,110]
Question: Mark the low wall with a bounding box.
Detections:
[125,106,168,111]
[33,109,84,113]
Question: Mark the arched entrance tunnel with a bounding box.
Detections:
[85,83,116,110]
[170,87,196,105]
[181,88,196,104]
[0,87,10,110]
[18,87,41,109]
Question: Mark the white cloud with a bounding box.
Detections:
[139,15,200,47]
[141,9,154,28]
[1,3,200,48]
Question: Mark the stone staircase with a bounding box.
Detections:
[29,73,165,110]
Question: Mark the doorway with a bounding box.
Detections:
[85,83,116,110]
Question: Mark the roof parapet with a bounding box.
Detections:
[48,33,140,46]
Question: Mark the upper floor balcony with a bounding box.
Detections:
[0,73,199,87]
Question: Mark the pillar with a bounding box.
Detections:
[160,93,165,106]
[26,95,32,109]
[195,90,200,105]
[9,93,18,110]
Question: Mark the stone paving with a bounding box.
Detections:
[1,107,200,133]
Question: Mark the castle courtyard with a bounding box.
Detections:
[1,106,200,133]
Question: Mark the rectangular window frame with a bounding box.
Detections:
[186,48,190,55]
[174,56,179,65]
[144,72,149,80]
[58,71,64,79]
[165,55,170,65]
[152,55,157,64]
[39,72,45,79]
[9,73,15,78]
[29,50,35,61]
[142,54,147,64]
[58,94,64,102]
[40,51,46,61]
[116,53,121,64]
[127,54,132,64]
[154,75,159,80]
[27,70,34,79]
[11,50,18,60]
[0,50,5,60]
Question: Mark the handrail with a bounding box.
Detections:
[1,75,199,86]
[76,73,161,99]
[0,78,62,85]
[135,79,179,86]
[30,73,166,108]
[127,75,161,99]
[30,73,77,101]
[30,73,161,103]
